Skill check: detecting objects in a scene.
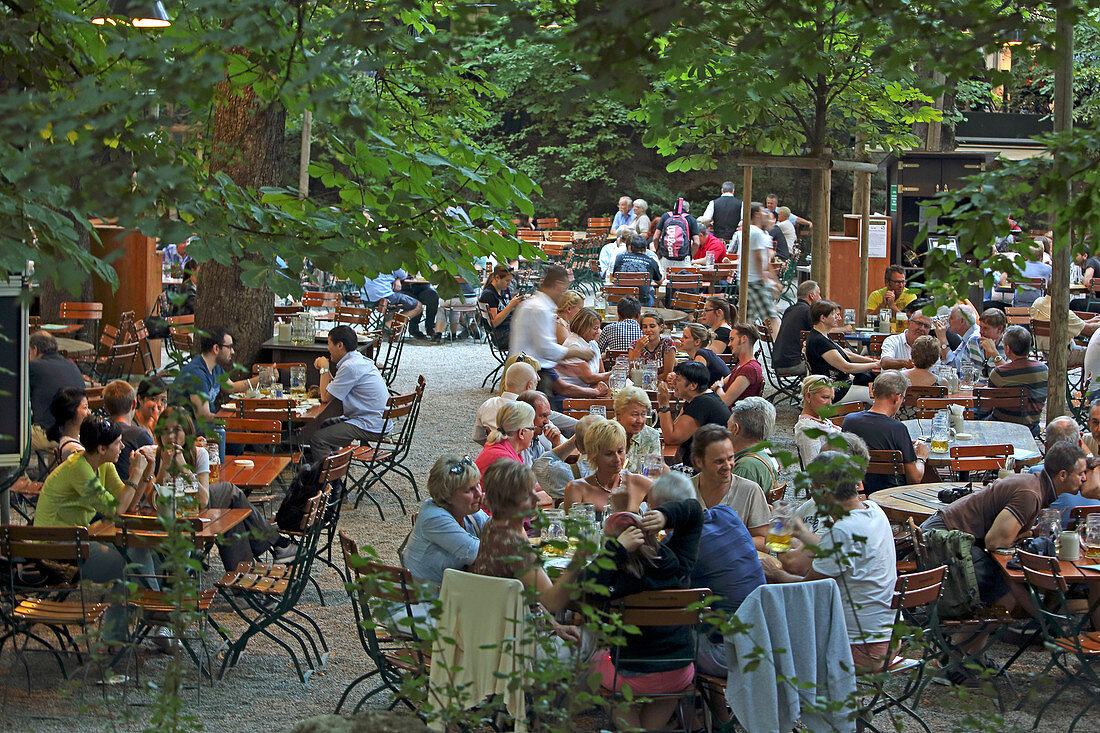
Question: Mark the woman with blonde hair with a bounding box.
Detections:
[474,401,536,479]
[557,308,610,389]
[555,290,585,343]
[794,375,839,466]
[403,454,489,591]
[680,322,730,387]
[563,418,652,513]
[628,311,677,378]
[614,386,661,473]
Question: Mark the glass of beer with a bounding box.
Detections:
[765,502,793,554]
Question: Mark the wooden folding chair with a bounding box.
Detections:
[948,443,1011,481]
[536,218,560,230]
[58,301,103,342]
[915,397,977,420]
[866,449,905,480]
[828,400,870,427]
[604,285,640,304]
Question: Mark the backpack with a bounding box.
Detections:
[661,199,692,260]
[275,461,325,533]
[918,529,981,619]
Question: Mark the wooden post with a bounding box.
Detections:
[858,171,871,328]
[298,110,312,199]
[1047,0,1073,419]
[738,166,753,322]
[810,166,832,295]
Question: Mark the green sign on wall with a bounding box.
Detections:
[889,184,898,214]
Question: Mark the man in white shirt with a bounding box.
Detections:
[699,181,743,243]
[310,325,390,461]
[472,360,577,443]
[732,203,780,337]
[765,450,897,672]
[598,233,627,278]
[879,310,933,370]
[509,264,597,406]
[611,196,635,231]
[775,206,797,252]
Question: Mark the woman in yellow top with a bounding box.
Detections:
[36,417,156,643]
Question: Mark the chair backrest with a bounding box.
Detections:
[1005,305,1032,325]
[828,400,869,427]
[1069,504,1100,520]
[223,416,282,448]
[302,291,340,309]
[868,333,889,357]
[0,524,91,562]
[536,218,560,230]
[902,384,947,408]
[320,445,354,487]
[546,230,573,242]
[274,304,302,322]
[588,217,613,229]
[614,588,710,627]
[59,301,104,322]
[867,449,905,477]
[1021,563,1070,594]
[85,385,105,412]
[334,305,375,327]
[518,230,543,243]
[612,271,649,288]
[974,385,1027,414]
[377,314,409,387]
[604,285,639,304]
[893,565,946,610]
[915,396,976,420]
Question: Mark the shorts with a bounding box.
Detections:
[850,641,895,672]
[386,292,420,310]
[591,651,694,694]
[746,280,779,321]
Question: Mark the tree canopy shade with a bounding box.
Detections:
[0,0,541,359]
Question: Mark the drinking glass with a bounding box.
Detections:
[589,405,606,419]
[641,453,664,478]
[1037,508,1062,543]
[540,509,567,556]
[959,363,975,390]
[290,365,307,396]
[843,308,855,326]
[257,366,275,397]
[765,501,793,554]
[1081,514,1100,559]
[930,410,955,453]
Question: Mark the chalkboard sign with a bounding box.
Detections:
[0,279,28,466]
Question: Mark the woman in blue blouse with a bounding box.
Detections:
[402,454,489,593]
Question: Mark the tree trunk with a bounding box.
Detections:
[195,79,285,366]
[809,72,830,293]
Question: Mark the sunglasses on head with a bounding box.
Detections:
[449,456,474,474]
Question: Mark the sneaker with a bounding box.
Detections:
[152,626,180,653]
[428,332,442,343]
[409,330,428,340]
[272,543,298,564]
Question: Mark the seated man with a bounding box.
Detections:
[841,370,930,494]
[514,391,581,500]
[766,450,897,672]
[728,396,780,494]
[173,328,256,421]
[29,330,85,449]
[1032,416,1100,526]
[595,296,643,353]
[986,325,1047,435]
[771,280,819,377]
[922,440,1087,607]
[690,424,770,549]
[310,325,390,461]
[961,307,1007,377]
[691,222,727,265]
[102,379,154,479]
[1030,295,1100,368]
[866,265,916,318]
[472,358,577,444]
[361,269,425,337]
[879,308,933,370]
[611,235,663,307]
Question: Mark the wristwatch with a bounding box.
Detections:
[318,367,329,375]
[657,405,671,413]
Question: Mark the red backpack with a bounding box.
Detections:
[661,198,692,260]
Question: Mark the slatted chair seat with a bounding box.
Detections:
[12,598,108,625]
[1049,631,1100,655]
[351,445,395,463]
[216,563,293,596]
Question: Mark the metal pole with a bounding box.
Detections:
[738,166,753,322]
[859,171,871,328]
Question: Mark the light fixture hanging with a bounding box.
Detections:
[92,0,172,27]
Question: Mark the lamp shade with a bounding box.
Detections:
[92,0,172,27]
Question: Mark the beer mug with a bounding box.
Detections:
[1080,514,1100,560]
[290,365,307,395]
[589,405,606,419]
[765,501,793,554]
[930,410,955,453]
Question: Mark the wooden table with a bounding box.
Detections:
[221,455,292,492]
[901,418,1041,467]
[868,482,959,524]
[36,323,84,336]
[217,399,326,424]
[55,337,95,355]
[606,305,690,326]
[993,551,1100,629]
[89,508,252,551]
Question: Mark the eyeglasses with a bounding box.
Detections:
[449,456,474,474]
[888,279,906,286]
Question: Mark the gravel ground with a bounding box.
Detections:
[0,338,1092,732]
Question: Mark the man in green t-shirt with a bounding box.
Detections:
[728,396,780,495]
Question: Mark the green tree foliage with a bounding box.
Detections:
[0,0,540,308]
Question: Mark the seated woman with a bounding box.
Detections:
[470,460,589,652]
[680,322,730,388]
[34,417,155,643]
[403,454,488,591]
[474,401,536,479]
[555,290,585,344]
[805,299,878,404]
[794,375,839,467]
[614,386,661,473]
[901,335,943,388]
[627,312,677,379]
[656,360,732,463]
[48,386,90,461]
[563,418,652,513]
[700,296,733,353]
[585,472,704,731]
[478,265,522,350]
[556,308,610,391]
[145,407,295,569]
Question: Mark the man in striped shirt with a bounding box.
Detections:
[987,325,1047,435]
[962,307,1008,377]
